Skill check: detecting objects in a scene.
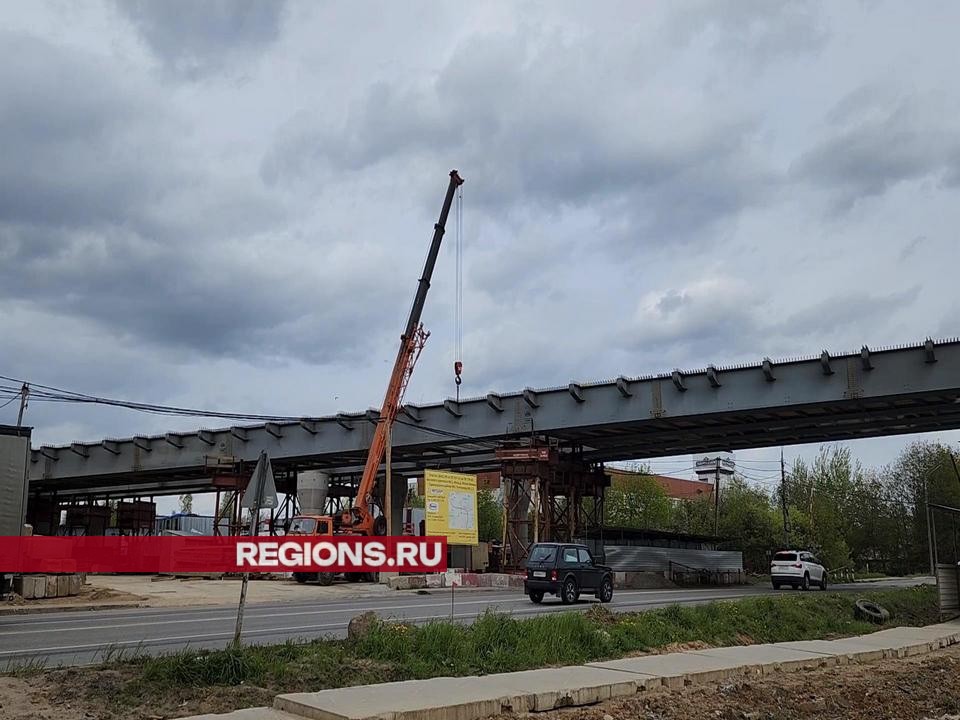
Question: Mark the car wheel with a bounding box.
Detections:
[318,572,335,586]
[529,590,544,604]
[801,573,810,591]
[820,574,828,591]
[561,577,579,604]
[598,576,613,603]
[293,572,309,584]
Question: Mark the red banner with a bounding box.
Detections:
[0,536,447,574]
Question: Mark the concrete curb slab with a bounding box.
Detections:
[275,666,649,720]
[180,620,960,720]
[183,709,303,720]
[686,644,838,674]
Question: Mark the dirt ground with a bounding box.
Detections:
[1,574,400,615]
[86,573,396,607]
[0,582,144,613]
[493,645,960,720]
[1,644,959,720]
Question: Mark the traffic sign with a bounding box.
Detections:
[241,452,278,510]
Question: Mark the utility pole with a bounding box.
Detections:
[381,424,398,585]
[947,447,960,491]
[713,458,721,536]
[16,383,29,427]
[780,448,790,546]
[924,470,935,576]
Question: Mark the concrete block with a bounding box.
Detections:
[275,666,647,720]
[69,574,81,596]
[443,572,462,588]
[424,574,442,588]
[688,645,837,674]
[774,639,887,663]
[590,650,759,687]
[387,576,427,591]
[185,709,303,720]
[490,574,509,589]
[277,676,521,720]
[493,666,653,710]
[57,575,69,598]
[26,575,41,600]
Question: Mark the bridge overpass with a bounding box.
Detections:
[27,338,960,499]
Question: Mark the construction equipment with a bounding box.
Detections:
[287,170,464,584]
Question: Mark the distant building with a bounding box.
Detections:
[606,468,714,502]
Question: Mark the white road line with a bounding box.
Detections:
[0,593,761,658]
[0,588,738,634]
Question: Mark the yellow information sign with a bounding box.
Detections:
[423,469,478,545]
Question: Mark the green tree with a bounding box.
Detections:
[477,489,503,542]
[715,476,778,571]
[605,474,673,530]
[406,489,425,508]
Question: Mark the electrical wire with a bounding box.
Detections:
[0,394,18,411]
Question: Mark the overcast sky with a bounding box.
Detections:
[2,1,959,513]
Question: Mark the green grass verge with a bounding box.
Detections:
[116,585,937,700]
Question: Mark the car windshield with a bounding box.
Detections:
[528,545,557,563]
[288,517,317,534]
[773,552,797,562]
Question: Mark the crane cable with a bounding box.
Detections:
[453,183,464,400]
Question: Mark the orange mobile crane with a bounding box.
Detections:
[287,170,464,584]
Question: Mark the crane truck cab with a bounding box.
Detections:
[285,513,380,585]
[286,514,337,585]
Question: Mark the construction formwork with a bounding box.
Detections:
[497,443,608,569]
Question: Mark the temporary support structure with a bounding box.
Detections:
[497,442,608,569]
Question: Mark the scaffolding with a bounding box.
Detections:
[497,442,608,569]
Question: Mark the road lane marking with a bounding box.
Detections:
[0,588,749,635]
[0,591,761,658]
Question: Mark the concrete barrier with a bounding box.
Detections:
[10,574,85,600]
[387,573,525,591]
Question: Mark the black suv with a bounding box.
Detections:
[524,542,614,604]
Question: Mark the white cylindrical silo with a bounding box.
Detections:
[298,470,330,515]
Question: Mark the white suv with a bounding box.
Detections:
[770,550,827,591]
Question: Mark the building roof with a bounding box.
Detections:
[607,468,714,501]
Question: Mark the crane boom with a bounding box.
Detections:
[341,169,464,535]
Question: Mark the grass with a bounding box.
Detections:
[126,586,936,691]
[12,585,938,718]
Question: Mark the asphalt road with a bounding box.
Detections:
[0,577,929,669]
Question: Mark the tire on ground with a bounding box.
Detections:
[854,599,890,624]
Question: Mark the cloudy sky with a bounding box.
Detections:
[2,1,959,511]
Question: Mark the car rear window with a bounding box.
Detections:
[773,552,797,562]
[529,546,557,563]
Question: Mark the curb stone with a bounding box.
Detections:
[178,620,960,720]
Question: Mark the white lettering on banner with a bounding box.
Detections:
[233,541,443,569]
[421,541,443,567]
[396,542,418,567]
